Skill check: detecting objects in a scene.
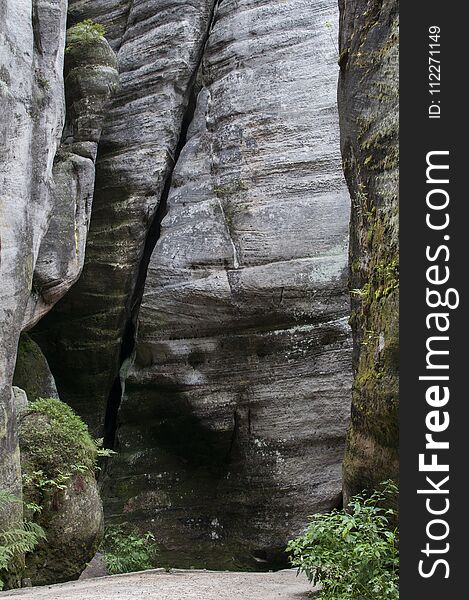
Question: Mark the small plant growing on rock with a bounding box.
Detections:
[286,481,398,600]
[65,19,106,54]
[102,525,157,575]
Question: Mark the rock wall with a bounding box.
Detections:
[102,0,351,569]
[34,0,217,435]
[337,0,399,501]
[6,0,354,572]
[0,0,69,531]
[0,0,116,537]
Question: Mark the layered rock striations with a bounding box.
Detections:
[0,0,116,538]
[34,0,217,435]
[4,0,354,572]
[338,0,399,501]
[1,0,65,526]
[103,0,352,569]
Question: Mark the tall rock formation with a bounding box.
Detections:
[1,0,67,527]
[338,0,399,501]
[28,0,352,569]
[0,0,117,535]
[102,0,351,569]
[34,0,217,434]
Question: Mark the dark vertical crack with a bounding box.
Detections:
[102,1,220,450]
[226,410,239,461]
[32,2,44,55]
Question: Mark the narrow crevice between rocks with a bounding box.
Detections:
[102,1,220,451]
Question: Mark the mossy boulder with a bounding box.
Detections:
[64,21,118,147]
[13,334,58,402]
[18,399,104,585]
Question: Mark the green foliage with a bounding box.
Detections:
[19,398,98,497]
[102,525,157,575]
[0,491,46,591]
[95,438,117,459]
[65,19,106,53]
[286,481,399,600]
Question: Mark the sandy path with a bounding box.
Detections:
[0,569,317,599]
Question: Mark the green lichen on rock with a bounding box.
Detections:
[18,399,104,585]
[213,179,248,197]
[338,0,399,501]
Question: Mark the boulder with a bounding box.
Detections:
[13,335,58,402]
[19,399,103,585]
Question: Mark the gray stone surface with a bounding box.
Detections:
[78,552,108,580]
[13,334,58,402]
[3,0,353,576]
[0,1,116,561]
[11,388,28,414]
[24,34,119,328]
[0,0,69,538]
[34,0,216,434]
[1,568,318,599]
[103,0,351,569]
[338,0,399,501]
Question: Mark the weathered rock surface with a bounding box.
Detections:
[338,0,399,501]
[11,387,29,414]
[13,334,58,402]
[34,0,216,434]
[103,0,351,569]
[0,0,69,537]
[0,0,117,529]
[2,0,353,574]
[25,30,119,328]
[23,471,103,585]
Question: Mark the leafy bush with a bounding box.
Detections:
[19,398,99,497]
[286,481,399,600]
[65,19,106,53]
[102,525,157,575]
[0,491,45,591]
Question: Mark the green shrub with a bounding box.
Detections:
[65,19,106,53]
[102,525,157,575]
[19,398,99,497]
[286,481,398,600]
[0,491,45,591]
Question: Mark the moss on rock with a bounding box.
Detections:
[338,0,399,500]
[19,399,104,585]
[13,334,58,402]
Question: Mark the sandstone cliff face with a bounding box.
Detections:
[101,0,351,569]
[338,0,399,501]
[34,0,216,434]
[1,0,68,527]
[0,0,116,532]
[4,0,352,573]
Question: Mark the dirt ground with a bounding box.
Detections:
[0,569,318,599]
